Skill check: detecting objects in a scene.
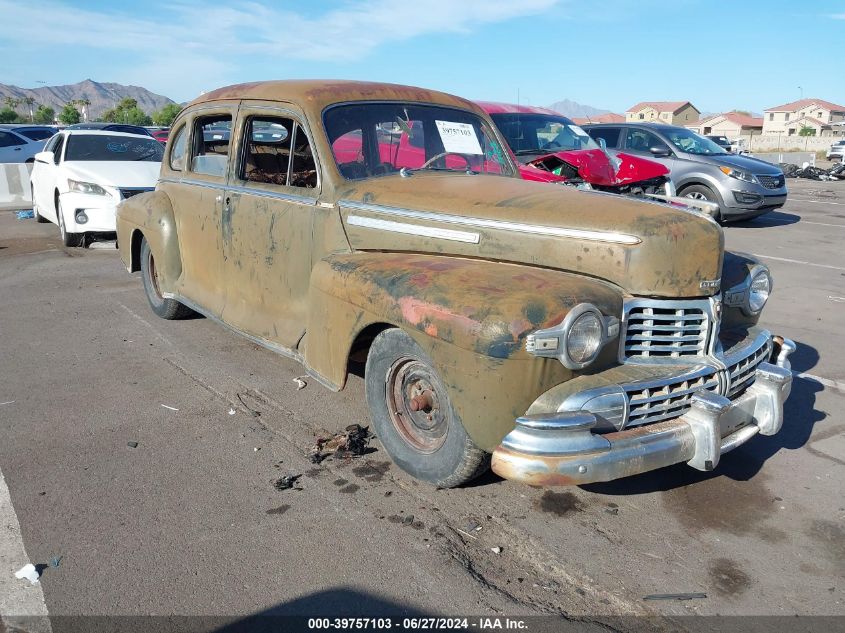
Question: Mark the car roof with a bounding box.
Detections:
[61,130,156,138]
[188,79,482,119]
[583,122,682,132]
[0,124,56,130]
[475,101,565,117]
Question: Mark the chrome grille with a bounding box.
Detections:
[756,174,784,190]
[621,332,771,427]
[622,299,712,360]
[625,368,719,426]
[120,187,154,199]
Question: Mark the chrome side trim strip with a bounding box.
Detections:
[226,184,317,206]
[338,199,641,245]
[347,215,480,244]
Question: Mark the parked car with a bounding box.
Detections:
[116,80,794,488]
[151,129,169,144]
[478,102,673,197]
[65,122,154,137]
[827,140,845,161]
[706,135,733,152]
[30,130,163,246]
[0,125,58,163]
[584,123,787,222]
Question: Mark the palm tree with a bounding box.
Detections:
[77,97,91,122]
[3,96,19,111]
[21,96,36,122]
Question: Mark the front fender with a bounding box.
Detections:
[116,190,182,294]
[305,252,624,450]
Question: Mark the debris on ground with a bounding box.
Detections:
[0,400,15,406]
[236,393,261,418]
[465,520,483,533]
[14,564,40,585]
[293,376,308,390]
[643,592,707,601]
[310,424,372,463]
[402,514,414,525]
[228,407,236,416]
[50,556,62,568]
[127,441,139,448]
[15,210,34,220]
[491,547,502,554]
[780,162,845,181]
[160,404,179,411]
[273,474,302,491]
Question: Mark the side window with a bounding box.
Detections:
[169,125,187,171]
[241,117,293,185]
[625,128,669,153]
[191,115,232,177]
[52,135,65,164]
[0,131,24,148]
[289,125,317,189]
[588,127,620,148]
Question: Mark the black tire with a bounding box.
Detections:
[679,184,723,223]
[32,186,48,223]
[57,199,83,247]
[140,237,194,320]
[365,328,489,488]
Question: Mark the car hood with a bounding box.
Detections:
[337,173,723,298]
[525,149,669,187]
[63,161,160,188]
[686,152,782,174]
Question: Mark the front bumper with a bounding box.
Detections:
[491,336,795,486]
[59,192,118,233]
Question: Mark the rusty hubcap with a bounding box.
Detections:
[147,249,163,300]
[386,358,448,453]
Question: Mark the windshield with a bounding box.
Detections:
[65,134,164,162]
[489,113,601,155]
[324,103,514,180]
[666,129,727,155]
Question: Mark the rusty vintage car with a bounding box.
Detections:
[116,80,795,488]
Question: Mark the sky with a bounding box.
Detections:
[1,0,843,114]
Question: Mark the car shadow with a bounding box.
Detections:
[582,342,824,495]
[730,210,800,228]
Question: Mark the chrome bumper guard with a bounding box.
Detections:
[491,337,795,486]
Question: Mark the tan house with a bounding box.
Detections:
[762,98,845,135]
[571,113,625,125]
[625,101,700,125]
[686,112,763,138]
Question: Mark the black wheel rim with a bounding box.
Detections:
[386,357,448,453]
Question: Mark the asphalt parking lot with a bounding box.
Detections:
[1,179,843,631]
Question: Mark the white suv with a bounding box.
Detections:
[827,140,845,161]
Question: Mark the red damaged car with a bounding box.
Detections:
[478,102,674,197]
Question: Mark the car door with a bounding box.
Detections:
[621,127,675,171]
[162,105,237,317]
[33,133,64,222]
[0,130,26,163]
[220,105,320,347]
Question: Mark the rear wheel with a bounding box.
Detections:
[140,237,194,320]
[57,199,82,247]
[365,328,489,488]
[680,184,723,223]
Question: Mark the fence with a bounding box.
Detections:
[737,134,836,153]
[0,163,33,212]
[751,152,815,167]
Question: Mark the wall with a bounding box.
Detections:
[733,133,841,152]
[0,163,33,211]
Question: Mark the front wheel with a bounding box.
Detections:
[57,200,82,247]
[680,184,722,223]
[140,237,194,320]
[365,328,489,487]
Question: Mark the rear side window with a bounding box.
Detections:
[587,127,620,148]
[19,129,54,141]
[191,115,232,177]
[0,131,24,147]
[169,125,187,171]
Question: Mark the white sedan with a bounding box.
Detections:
[30,130,162,247]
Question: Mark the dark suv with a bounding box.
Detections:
[584,123,787,222]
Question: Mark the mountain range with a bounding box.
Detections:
[546,99,611,118]
[0,79,175,119]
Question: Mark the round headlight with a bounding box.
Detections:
[566,311,603,364]
[748,269,771,313]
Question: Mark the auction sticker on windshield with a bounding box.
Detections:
[435,120,482,155]
[570,125,590,137]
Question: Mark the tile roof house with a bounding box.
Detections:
[686,112,764,138]
[762,98,845,135]
[625,101,700,125]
